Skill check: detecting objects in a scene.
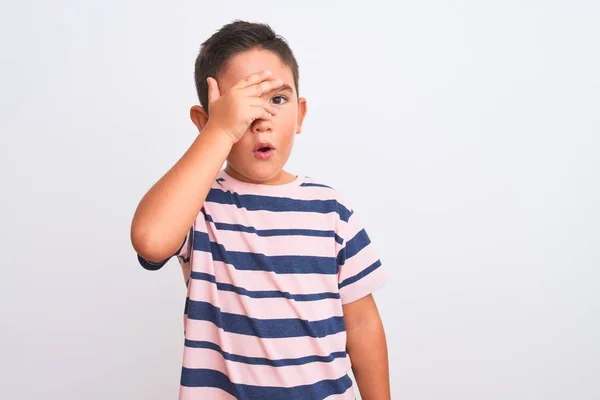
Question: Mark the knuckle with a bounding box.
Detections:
[259,82,270,92]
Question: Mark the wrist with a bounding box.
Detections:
[203,121,238,147]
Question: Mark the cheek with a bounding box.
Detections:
[276,108,298,130]
[235,132,254,149]
[228,140,249,161]
[278,130,297,154]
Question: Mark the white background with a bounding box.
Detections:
[1,1,599,399]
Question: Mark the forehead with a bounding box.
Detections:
[218,48,295,93]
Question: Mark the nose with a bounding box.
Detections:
[251,116,273,134]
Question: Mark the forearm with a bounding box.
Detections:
[131,125,232,262]
[346,316,390,399]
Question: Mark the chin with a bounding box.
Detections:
[229,162,283,182]
[248,167,282,182]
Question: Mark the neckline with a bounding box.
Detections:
[217,169,305,195]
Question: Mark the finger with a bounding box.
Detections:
[244,78,284,97]
[251,106,273,121]
[249,98,278,115]
[234,70,274,89]
[265,104,278,116]
[207,77,221,103]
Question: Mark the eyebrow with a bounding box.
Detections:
[276,84,294,93]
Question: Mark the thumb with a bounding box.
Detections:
[207,77,221,104]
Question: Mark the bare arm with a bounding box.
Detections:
[343,294,391,400]
[130,127,233,263]
[130,70,283,263]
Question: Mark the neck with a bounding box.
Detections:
[224,165,296,185]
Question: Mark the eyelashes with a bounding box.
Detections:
[270,95,288,105]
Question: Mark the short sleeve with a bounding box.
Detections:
[137,224,194,271]
[336,204,390,305]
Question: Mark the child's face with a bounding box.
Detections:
[215,49,307,184]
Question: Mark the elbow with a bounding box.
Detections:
[130,224,173,265]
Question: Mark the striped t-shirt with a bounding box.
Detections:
[137,169,390,400]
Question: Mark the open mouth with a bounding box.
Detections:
[254,142,275,159]
[254,142,275,152]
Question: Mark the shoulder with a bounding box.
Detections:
[299,175,336,190]
[300,175,354,222]
[300,175,341,200]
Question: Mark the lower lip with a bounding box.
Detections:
[254,149,275,160]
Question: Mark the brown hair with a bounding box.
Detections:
[194,20,300,112]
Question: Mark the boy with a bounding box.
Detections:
[130,20,391,400]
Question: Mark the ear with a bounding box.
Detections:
[296,97,307,134]
[190,105,209,132]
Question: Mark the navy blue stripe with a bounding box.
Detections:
[193,231,211,252]
[181,367,353,399]
[184,339,347,367]
[137,254,165,271]
[193,231,337,275]
[336,228,370,266]
[300,182,333,189]
[210,243,337,274]
[340,229,371,265]
[339,260,382,289]
[202,210,344,244]
[206,188,352,222]
[190,271,340,301]
[186,300,345,338]
[336,250,344,268]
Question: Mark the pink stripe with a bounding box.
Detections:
[339,243,380,282]
[190,257,338,294]
[207,225,335,257]
[205,203,338,231]
[175,231,192,258]
[188,278,342,320]
[179,386,236,400]
[339,265,390,305]
[182,346,351,387]
[184,319,347,360]
[295,185,339,200]
[214,181,342,202]
[342,214,363,239]
[297,182,343,198]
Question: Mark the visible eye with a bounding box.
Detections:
[271,95,288,105]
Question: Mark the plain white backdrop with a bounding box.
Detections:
[1,1,599,399]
